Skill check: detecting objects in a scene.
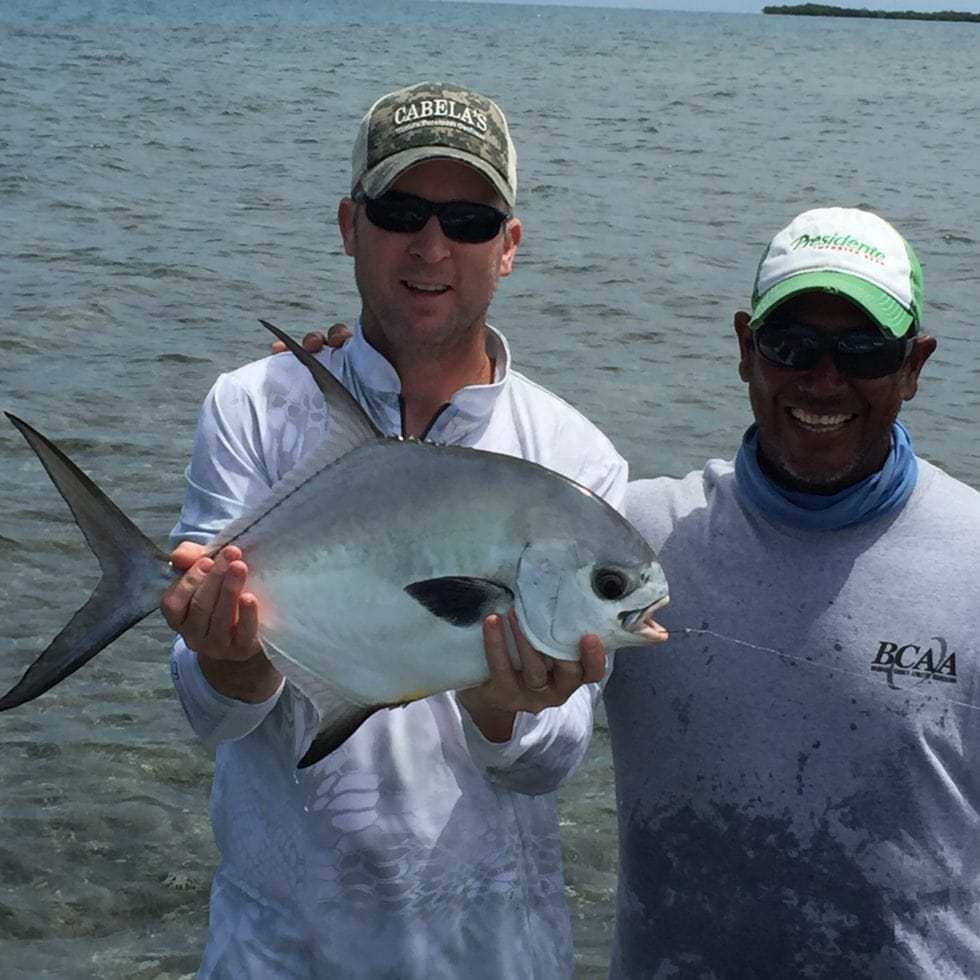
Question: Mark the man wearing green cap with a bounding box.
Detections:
[607,207,980,975]
[160,82,626,978]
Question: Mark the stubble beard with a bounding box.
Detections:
[757,423,895,495]
[355,266,496,367]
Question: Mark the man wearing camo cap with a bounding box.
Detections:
[162,82,626,977]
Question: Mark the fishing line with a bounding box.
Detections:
[675,626,979,714]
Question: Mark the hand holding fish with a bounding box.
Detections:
[456,609,606,743]
[161,542,282,703]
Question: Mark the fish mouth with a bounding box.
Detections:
[619,594,670,642]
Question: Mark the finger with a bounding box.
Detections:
[546,635,606,703]
[170,541,208,572]
[326,322,353,348]
[547,657,585,703]
[482,614,515,676]
[507,609,550,692]
[578,634,607,684]
[235,593,261,654]
[160,555,215,628]
[206,560,248,647]
[301,331,328,353]
[184,546,243,640]
[477,615,523,707]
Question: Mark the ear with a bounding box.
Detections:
[734,310,754,382]
[338,197,357,257]
[497,217,522,278]
[898,334,937,401]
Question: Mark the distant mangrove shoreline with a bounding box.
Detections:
[763,4,980,20]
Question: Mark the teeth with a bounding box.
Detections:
[789,408,852,428]
[405,281,448,293]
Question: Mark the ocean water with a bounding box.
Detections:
[1,1,978,976]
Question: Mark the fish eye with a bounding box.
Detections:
[592,568,629,601]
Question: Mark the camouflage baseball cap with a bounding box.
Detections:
[351,82,517,208]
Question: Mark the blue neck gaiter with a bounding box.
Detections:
[734,421,918,530]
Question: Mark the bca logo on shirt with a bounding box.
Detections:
[870,637,957,684]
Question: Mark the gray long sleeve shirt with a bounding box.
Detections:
[609,457,980,978]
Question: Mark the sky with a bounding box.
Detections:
[442,0,980,14]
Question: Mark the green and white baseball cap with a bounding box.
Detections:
[750,207,923,338]
[351,82,517,208]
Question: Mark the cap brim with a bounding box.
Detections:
[751,271,915,339]
[359,147,515,209]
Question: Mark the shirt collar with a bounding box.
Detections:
[343,318,511,431]
[733,421,918,531]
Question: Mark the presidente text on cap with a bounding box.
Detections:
[351,82,518,208]
[750,207,923,338]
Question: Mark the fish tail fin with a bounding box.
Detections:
[1,413,176,711]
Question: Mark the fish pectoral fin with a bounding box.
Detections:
[404,576,514,628]
[298,704,387,769]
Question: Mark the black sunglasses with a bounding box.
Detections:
[753,320,911,380]
[357,190,509,244]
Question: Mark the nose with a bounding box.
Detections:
[799,351,848,392]
[408,215,451,263]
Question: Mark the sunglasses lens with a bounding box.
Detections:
[756,323,822,370]
[756,322,908,379]
[835,332,908,379]
[438,203,506,244]
[364,196,428,234]
[362,193,506,244]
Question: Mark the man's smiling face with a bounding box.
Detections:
[734,292,934,494]
[339,158,520,366]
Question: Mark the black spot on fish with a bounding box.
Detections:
[405,577,514,627]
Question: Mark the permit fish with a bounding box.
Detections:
[1,321,669,766]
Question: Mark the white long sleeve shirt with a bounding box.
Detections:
[170,322,627,980]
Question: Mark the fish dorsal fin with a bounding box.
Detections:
[209,323,388,551]
[259,319,383,447]
[208,422,385,551]
[405,576,514,627]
